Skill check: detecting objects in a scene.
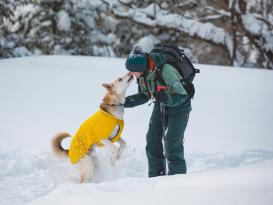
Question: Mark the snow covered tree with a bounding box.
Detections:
[18,0,92,55]
[1,0,272,68]
[102,0,273,69]
[0,0,15,58]
[233,0,273,68]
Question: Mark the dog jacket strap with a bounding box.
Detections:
[109,120,124,143]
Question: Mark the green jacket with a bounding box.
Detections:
[125,53,191,112]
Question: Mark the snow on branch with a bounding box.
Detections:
[234,0,273,68]
[204,5,231,17]
[107,0,233,57]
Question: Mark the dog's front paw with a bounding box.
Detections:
[110,148,119,166]
[80,175,85,183]
[116,144,126,160]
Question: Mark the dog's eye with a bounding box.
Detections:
[118,78,122,82]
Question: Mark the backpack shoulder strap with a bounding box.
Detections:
[155,63,180,86]
[154,65,166,86]
[136,78,141,93]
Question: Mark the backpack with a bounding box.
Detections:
[150,44,200,98]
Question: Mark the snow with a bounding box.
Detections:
[109,0,233,56]
[135,35,160,53]
[31,160,273,205]
[241,11,273,55]
[0,56,273,205]
[12,47,32,57]
[57,10,71,32]
[242,13,262,35]
[90,31,117,45]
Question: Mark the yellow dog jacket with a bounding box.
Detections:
[69,108,124,164]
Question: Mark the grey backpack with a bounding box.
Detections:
[151,44,200,98]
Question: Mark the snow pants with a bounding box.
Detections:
[146,103,189,177]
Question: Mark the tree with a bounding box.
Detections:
[0,0,15,58]
[103,0,273,69]
[1,0,272,69]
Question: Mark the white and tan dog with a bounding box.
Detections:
[51,73,134,183]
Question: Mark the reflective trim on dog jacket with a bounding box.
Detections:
[69,108,124,164]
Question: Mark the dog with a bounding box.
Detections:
[51,73,134,183]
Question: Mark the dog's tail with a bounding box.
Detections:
[51,132,71,158]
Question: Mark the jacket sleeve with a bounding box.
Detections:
[124,93,149,108]
[161,64,189,107]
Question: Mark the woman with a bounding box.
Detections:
[124,46,191,177]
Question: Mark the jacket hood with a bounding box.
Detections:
[148,52,166,68]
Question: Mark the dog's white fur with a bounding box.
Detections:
[51,73,134,183]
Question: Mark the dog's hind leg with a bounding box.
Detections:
[101,139,119,166]
[116,137,127,160]
[89,147,100,174]
[77,155,94,183]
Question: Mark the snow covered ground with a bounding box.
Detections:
[0,56,273,205]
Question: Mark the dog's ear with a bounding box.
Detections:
[102,83,113,91]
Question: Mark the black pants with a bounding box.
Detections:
[146,104,189,177]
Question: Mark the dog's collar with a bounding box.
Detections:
[106,103,124,107]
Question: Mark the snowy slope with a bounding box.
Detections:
[0,56,273,205]
[31,160,273,205]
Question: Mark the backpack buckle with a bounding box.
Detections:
[156,85,168,93]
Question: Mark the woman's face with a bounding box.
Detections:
[128,72,143,78]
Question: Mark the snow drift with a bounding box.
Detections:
[0,56,273,205]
